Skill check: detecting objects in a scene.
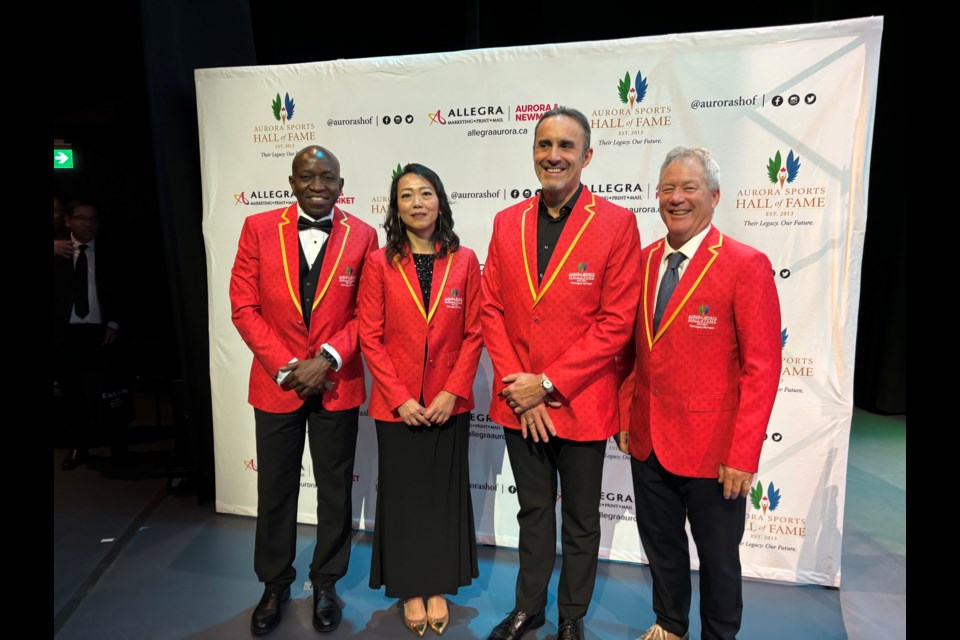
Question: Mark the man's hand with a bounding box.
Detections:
[501,372,549,413]
[718,463,754,500]
[615,430,630,455]
[54,239,72,258]
[280,357,332,398]
[398,398,431,427]
[518,402,557,443]
[103,326,118,345]
[423,390,457,426]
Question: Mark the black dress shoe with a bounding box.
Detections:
[251,585,290,635]
[313,587,342,633]
[61,449,89,471]
[486,609,545,640]
[557,617,584,640]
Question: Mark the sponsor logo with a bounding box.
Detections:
[750,480,780,514]
[768,150,801,187]
[736,148,826,227]
[233,188,354,207]
[427,105,506,126]
[272,92,295,124]
[568,261,596,286]
[742,478,807,552]
[513,103,559,122]
[338,265,357,287]
[600,491,634,504]
[469,414,504,439]
[686,303,718,330]
[243,459,257,471]
[779,327,813,393]
[444,287,464,310]
[252,90,316,153]
[369,165,404,215]
[591,67,671,143]
[618,70,647,107]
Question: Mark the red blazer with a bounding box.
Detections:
[623,226,781,477]
[358,246,483,422]
[230,203,378,413]
[481,189,642,441]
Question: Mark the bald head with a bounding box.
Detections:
[289,145,344,219]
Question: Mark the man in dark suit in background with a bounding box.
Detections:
[54,200,125,470]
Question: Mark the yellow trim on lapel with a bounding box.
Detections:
[521,193,597,307]
[650,233,724,345]
[642,241,663,350]
[395,251,455,323]
[278,205,302,315]
[312,210,352,312]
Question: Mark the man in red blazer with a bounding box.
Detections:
[481,107,642,640]
[619,147,781,640]
[230,145,378,635]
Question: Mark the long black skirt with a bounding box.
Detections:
[369,412,479,598]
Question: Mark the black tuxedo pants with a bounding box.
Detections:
[503,427,606,620]
[59,324,125,454]
[253,398,359,591]
[631,451,746,640]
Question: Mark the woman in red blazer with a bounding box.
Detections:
[358,164,482,637]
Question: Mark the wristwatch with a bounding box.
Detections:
[540,373,554,394]
[319,349,337,368]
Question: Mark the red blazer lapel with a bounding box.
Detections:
[641,240,666,350]
[527,190,598,308]
[519,199,540,304]
[277,203,303,317]
[427,251,454,324]
[653,226,724,344]
[312,207,352,314]
[394,253,428,320]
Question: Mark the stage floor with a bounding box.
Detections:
[54,408,905,639]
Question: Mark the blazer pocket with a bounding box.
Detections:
[445,350,461,368]
[687,392,738,412]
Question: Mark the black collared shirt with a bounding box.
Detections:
[536,184,584,284]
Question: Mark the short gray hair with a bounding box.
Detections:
[660,147,720,191]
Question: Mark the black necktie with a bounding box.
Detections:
[74,244,90,318]
[298,216,333,233]
[653,251,685,333]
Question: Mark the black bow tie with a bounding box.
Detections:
[298,216,333,233]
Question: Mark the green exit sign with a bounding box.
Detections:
[54,149,74,169]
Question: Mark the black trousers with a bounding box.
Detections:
[253,397,359,591]
[631,452,746,640]
[503,427,606,620]
[58,323,126,455]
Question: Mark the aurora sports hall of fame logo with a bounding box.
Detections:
[272,92,295,123]
[766,149,800,187]
[749,480,781,514]
[618,70,648,107]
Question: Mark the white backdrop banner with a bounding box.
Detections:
[197,17,882,587]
